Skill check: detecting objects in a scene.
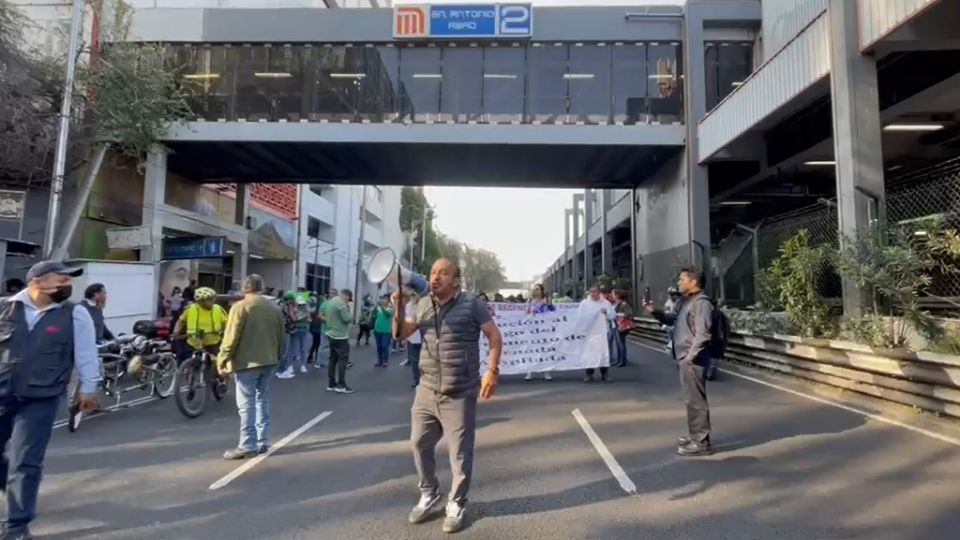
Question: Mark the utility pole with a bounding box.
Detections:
[352,185,367,322]
[420,201,428,265]
[44,0,85,258]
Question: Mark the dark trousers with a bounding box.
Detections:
[411,387,477,505]
[585,367,609,379]
[615,331,628,365]
[0,396,61,533]
[357,324,371,345]
[679,359,711,443]
[407,343,422,385]
[327,338,349,387]
[374,332,391,365]
[309,331,322,363]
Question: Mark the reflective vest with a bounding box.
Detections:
[183,304,226,350]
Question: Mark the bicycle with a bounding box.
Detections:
[68,333,178,433]
[172,332,229,419]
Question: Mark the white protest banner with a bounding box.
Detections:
[480,302,611,375]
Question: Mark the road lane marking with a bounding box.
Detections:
[631,340,960,448]
[571,408,637,494]
[53,395,157,430]
[209,410,333,491]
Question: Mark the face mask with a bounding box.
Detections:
[49,285,73,304]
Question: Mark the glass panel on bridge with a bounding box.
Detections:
[164,42,685,126]
[612,43,647,125]
[704,41,754,111]
[399,45,442,123]
[568,43,612,125]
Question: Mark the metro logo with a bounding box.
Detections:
[395,6,429,37]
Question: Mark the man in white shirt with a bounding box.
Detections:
[577,285,617,383]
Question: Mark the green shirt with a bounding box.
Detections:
[373,305,393,334]
[319,300,330,333]
[323,297,352,340]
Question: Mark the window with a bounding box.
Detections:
[307,216,321,239]
[527,43,568,123]
[358,45,401,122]
[311,45,361,121]
[306,263,331,294]
[612,43,647,125]
[482,44,525,123]
[399,46,442,122]
[704,42,753,111]
[441,45,483,123]
[568,44,611,124]
[646,42,683,124]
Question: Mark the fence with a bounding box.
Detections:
[719,156,960,310]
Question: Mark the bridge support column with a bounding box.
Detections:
[828,0,885,317]
[600,190,613,277]
[141,146,167,318]
[583,189,594,288]
[572,193,584,295]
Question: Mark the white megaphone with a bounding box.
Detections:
[366,247,429,295]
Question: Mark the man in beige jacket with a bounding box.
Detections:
[217,274,286,460]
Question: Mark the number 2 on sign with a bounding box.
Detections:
[499,5,531,35]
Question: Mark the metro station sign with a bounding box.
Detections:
[394,4,533,39]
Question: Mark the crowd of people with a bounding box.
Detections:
[0,255,720,538]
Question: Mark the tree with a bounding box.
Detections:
[0,0,62,187]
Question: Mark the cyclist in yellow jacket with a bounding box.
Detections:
[173,287,227,353]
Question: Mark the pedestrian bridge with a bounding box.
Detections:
[120,4,722,187]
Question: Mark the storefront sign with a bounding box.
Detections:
[162,237,225,260]
[0,190,26,221]
[394,4,532,39]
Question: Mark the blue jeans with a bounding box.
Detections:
[616,330,628,365]
[407,343,422,385]
[281,330,310,371]
[235,365,275,451]
[374,332,391,365]
[0,396,61,533]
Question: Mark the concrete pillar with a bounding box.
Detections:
[572,193,584,293]
[235,183,250,227]
[141,146,167,318]
[583,189,594,287]
[829,0,886,317]
[564,208,573,252]
[600,190,613,276]
[681,10,713,287]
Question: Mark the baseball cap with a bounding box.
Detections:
[26,261,83,282]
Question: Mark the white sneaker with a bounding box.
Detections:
[524,373,533,381]
[299,365,308,374]
[277,369,294,379]
[442,501,466,533]
[408,492,443,524]
[399,360,410,367]
[544,372,553,381]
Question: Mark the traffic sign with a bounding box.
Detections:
[393,4,532,39]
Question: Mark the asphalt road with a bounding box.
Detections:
[33,341,960,540]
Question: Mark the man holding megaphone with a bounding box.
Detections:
[389,257,503,534]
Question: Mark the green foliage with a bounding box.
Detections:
[842,314,907,349]
[399,186,427,232]
[726,309,794,336]
[766,230,832,337]
[929,327,960,355]
[754,268,783,311]
[79,43,192,165]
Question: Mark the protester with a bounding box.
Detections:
[0,261,100,538]
[357,294,374,346]
[373,295,393,367]
[228,281,242,296]
[477,292,495,318]
[308,294,325,369]
[646,267,715,457]
[525,284,553,382]
[663,286,681,354]
[579,285,616,383]
[216,275,285,460]
[406,292,423,388]
[324,289,355,394]
[393,258,503,534]
[173,287,227,362]
[611,289,635,367]
[82,283,115,343]
[278,292,311,379]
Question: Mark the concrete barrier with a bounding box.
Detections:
[629,318,960,419]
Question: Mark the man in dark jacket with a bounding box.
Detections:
[393,259,503,534]
[83,283,114,343]
[646,267,715,457]
[1,261,101,539]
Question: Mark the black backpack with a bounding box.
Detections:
[691,297,730,360]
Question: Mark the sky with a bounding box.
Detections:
[424,187,580,282]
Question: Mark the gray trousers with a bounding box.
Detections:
[679,359,711,443]
[411,386,478,505]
